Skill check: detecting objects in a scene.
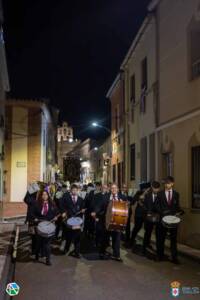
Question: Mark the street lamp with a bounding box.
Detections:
[91,122,111,133]
[94,147,98,151]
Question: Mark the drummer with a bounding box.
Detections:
[104,183,127,262]
[60,184,85,258]
[31,190,59,266]
[155,176,184,264]
[142,181,160,255]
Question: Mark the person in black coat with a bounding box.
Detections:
[31,190,59,265]
[130,190,146,250]
[60,184,85,258]
[90,184,109,259]
[24,183,40,255]
[155,176,184,264]
[142,181,160,254]
[103,183,128,262]
[120,184,134,245]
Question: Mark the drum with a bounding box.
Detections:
[146,212,160,223]
[65,217,83,230]
[37,221,56,238]
[162,215,181,229]
[106,200,129,231]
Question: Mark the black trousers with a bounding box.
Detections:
[131,217,144,244]
[31,235,37,255]
[84,213,95,236]
[95,220,107,255]
[143,221,154,250]
[36,235,52,260]
[156,223,178,259]
[110,231,121,258]
[65,229,81,254]
[125,208,132,242]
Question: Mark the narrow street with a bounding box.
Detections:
[14,227,200,300]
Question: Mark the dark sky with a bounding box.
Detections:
[3,0,150,140]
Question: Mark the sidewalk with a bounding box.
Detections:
[138,229,200,262]
[0,223,16,300]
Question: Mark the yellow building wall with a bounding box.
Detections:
[159,114,200,248]
[10,107,28,202]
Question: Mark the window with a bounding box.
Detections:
[189,18,200,80]
[149,133,155,181]
[192,146,200,209]
[130,74,136,103]
[140,137,147,182]
[140,57,148,113]
[162,152,173,178]
[130,144,136,180]
[112,164,116,182]
[117,162,121,189]
[115,107,119,132]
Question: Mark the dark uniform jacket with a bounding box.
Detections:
[30,201,59,222]
[155,190,183,217]
[60,193,84,219]
[144,191,158,214]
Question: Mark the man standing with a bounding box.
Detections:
[142,181,160,255]
[91,184,109,259]
[155,176,184,264]
[104,183,127,262]
[60,184,85,258]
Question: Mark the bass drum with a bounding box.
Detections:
[106,200,129,231]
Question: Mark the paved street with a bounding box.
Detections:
[14,227,200,300]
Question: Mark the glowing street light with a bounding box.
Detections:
[92,122,98,127]
[94,147,98,151]
[91,121,111,133]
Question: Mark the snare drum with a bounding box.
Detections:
[162,215,181,229]
[37,221,56,238]
[65,217,83,230]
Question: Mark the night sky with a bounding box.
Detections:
[3,0,150,140]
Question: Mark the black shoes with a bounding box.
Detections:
[46,259,52,266]
[69,250,81,259]
[111,255,123,262]
[170,258,180,265]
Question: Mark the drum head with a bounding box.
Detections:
[67,217,83,227]
[37,221,56,237]
[162,215,181,224]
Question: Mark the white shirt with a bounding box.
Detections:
[71,194,78,203]
[41,202,49,215]
[110,193,118,201]
[152,193,157,203]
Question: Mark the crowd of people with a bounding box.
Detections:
[24,176,184,266]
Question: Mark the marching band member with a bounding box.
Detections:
[120,184,134,246]
[31,190,59,266]
[24,182,40,256]
[60,184,85,258]
[104,183,127,262]
[155,176,184,264]
[142,181,160,255]
[91,184,109,259]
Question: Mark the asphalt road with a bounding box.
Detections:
[14,227,200,300]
